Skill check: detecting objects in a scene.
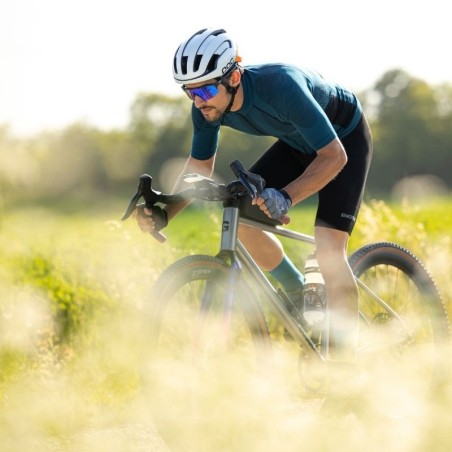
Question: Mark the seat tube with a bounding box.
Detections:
[220,206,240,252]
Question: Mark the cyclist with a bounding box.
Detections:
[137,28,373,362]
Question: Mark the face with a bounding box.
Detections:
[182,77,233,122]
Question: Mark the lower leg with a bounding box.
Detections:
[238,224,304,290]
[315,227,359,361]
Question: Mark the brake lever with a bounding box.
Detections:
[121,191,141,221]
[229,160,265,199]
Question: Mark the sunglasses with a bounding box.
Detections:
[182,78,224,102]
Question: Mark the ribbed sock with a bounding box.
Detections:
[269,255,304,291]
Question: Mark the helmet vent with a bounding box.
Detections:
[212,28,226,36]
[206,54,220,74]
[181,56,188,75]
[194,55,202,72]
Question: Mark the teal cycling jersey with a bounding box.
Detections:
[190,63,363,160]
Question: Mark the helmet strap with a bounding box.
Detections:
[220,81,240,122]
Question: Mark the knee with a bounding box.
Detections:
[315,244,343,266]
[314,242,349,281]
[314,229,349,270]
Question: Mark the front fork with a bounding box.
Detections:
[219,206,243,347]
[195,206,243,350]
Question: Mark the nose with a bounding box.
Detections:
[193,95,206,108]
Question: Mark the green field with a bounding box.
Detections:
[0,196,451,451]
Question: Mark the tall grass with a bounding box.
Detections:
[0,197,451,451]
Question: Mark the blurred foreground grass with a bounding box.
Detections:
[0,196,451,451]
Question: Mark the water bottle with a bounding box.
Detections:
[302,254,326,324]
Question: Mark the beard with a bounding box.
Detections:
[199,106,223,122]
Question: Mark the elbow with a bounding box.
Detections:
[333,139,348,170]
[329,143,347,172]
[339,148,348,169]
[318,139,347,171]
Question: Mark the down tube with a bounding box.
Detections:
[236,241,323,361]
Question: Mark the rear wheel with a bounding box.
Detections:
[349,242,451,415]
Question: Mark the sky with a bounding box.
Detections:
[1,0,451,136]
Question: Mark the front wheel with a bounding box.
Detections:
[349,242,451,415]
[149,254,271,366]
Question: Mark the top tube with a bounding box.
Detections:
[239,217,316,244]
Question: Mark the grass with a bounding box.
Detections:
[0,196,451,451]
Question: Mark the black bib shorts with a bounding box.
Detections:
[239,115,373,235]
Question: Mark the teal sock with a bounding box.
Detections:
[269,255,304,291]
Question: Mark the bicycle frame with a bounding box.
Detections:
[123,168,414,360]
[123,165,451,425]
[124,164,450,409]
[215,204,412,362]
[216,204,325,362]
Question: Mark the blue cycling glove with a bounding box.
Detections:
[259,188,292,219]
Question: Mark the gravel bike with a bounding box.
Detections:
[122,160,450,413]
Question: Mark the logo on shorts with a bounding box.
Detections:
[341,213,356,222]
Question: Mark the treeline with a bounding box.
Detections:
[0,68,450,207]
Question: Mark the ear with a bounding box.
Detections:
[229,69,242,87]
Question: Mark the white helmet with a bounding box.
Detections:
[173,28,240,85]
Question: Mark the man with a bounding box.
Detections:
[137,28,373,362]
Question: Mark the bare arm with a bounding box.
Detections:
[252,137,347,216]
[284,138,347,205]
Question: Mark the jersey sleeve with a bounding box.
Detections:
[190,105,221,160]
[273,71,338,151]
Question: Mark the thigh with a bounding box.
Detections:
[248,140,316,187]
[316,115,373,234]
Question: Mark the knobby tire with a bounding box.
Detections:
[349,241,450,398]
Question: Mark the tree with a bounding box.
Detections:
[361,69,451,196]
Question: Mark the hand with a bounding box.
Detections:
[135,203,168,233]
[252,188,292,220]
